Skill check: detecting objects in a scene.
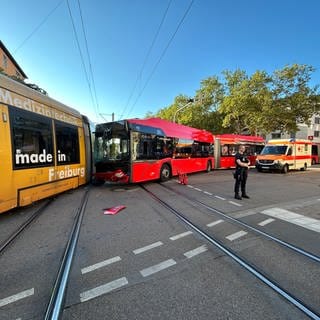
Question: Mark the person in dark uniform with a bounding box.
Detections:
[234,145,250,200]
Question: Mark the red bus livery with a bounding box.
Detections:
[311,142,320,164]
[214,134,265,169]
[93,118,214,183]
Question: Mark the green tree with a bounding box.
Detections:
[218,69,273,135]
[270,64,319,134]
[147,63,319,136]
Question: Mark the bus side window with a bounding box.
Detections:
[287,147,292,156]
[221,145,228,156]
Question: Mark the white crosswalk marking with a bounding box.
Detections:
[258,218,275,226]
[140,259,176,277]
[184,245,208,258]
[0,288,34,307]
[169,231,193,240]
[262,208,320,233]
[133,241,163,254]
[207,219,223,227]
[226,230,248,241]
[80,277,128,302]
[81,256,121,274]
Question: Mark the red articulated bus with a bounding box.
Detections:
[311,142,320,164]
[214,134,265,169]
[93,118,214,183]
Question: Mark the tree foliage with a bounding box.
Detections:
[147,63,319,136]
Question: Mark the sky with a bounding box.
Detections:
[1,0,320,124]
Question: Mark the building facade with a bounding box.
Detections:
[0,40,27,81]
[267,114,320,143]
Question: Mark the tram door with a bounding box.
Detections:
[0,104,15,213]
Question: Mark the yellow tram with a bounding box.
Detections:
[0,73,92,214]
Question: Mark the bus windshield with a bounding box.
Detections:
[94,122,130,162]
[261,145,288,155]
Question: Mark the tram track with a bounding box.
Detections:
[141,184,320,320]
[0,187,90,320]
[45,187,90,320]
[0,199,53,255]
[160,183,320,263]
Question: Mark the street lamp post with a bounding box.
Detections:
[173,99,194,123]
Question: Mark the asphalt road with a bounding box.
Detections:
[0,168,319,319]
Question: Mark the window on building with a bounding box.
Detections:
[2,54,8,69]
[271,133,281,139]
[315,117,320,124]
[15,70,21,78]
[314,131,320,137]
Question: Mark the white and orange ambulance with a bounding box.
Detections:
[255,139,312,173]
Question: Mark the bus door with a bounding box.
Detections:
[0,104,15,212]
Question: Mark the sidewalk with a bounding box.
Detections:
[309,164,320,171]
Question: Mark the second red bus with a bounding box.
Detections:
[214,134,265,169]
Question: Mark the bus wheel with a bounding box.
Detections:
[160,164,171,182]
[206,161,212,172]
[282,164,289,174]
[302,163,307,171]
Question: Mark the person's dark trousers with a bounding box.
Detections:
[234,169,248,198]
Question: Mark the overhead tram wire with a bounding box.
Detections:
[76,0,100,116]
[119,0,173,120]
[124,0,195,119]
[66,0,98,120]
[14,0,65,54]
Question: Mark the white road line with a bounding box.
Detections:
[194,188,202,191]
[0,288,34,307]
[229,201,242,207]
[81,256,121,274]
[207,219,224,227]
[169,231,193,241]
[261,208,320,233]
[187,185,194,188]
[215,195,226,200]
[184,245,208,258]
[140,259,176,277]
[226,230,248,241]
[133,241,163,255]
[258,218,275,226]
[203,191,212,195]
[80,277,128,303]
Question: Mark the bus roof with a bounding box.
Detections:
[215,133,265,144]
[127,118,214,143]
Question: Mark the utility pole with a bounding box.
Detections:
[99,113,115,122]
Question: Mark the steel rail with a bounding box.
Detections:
[0,199,52,255]
[141,185,320,320]
[161,183,320,264]
[44,188,90,320]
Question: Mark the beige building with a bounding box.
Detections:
[0,40,27,81]
[267,114,320,143]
